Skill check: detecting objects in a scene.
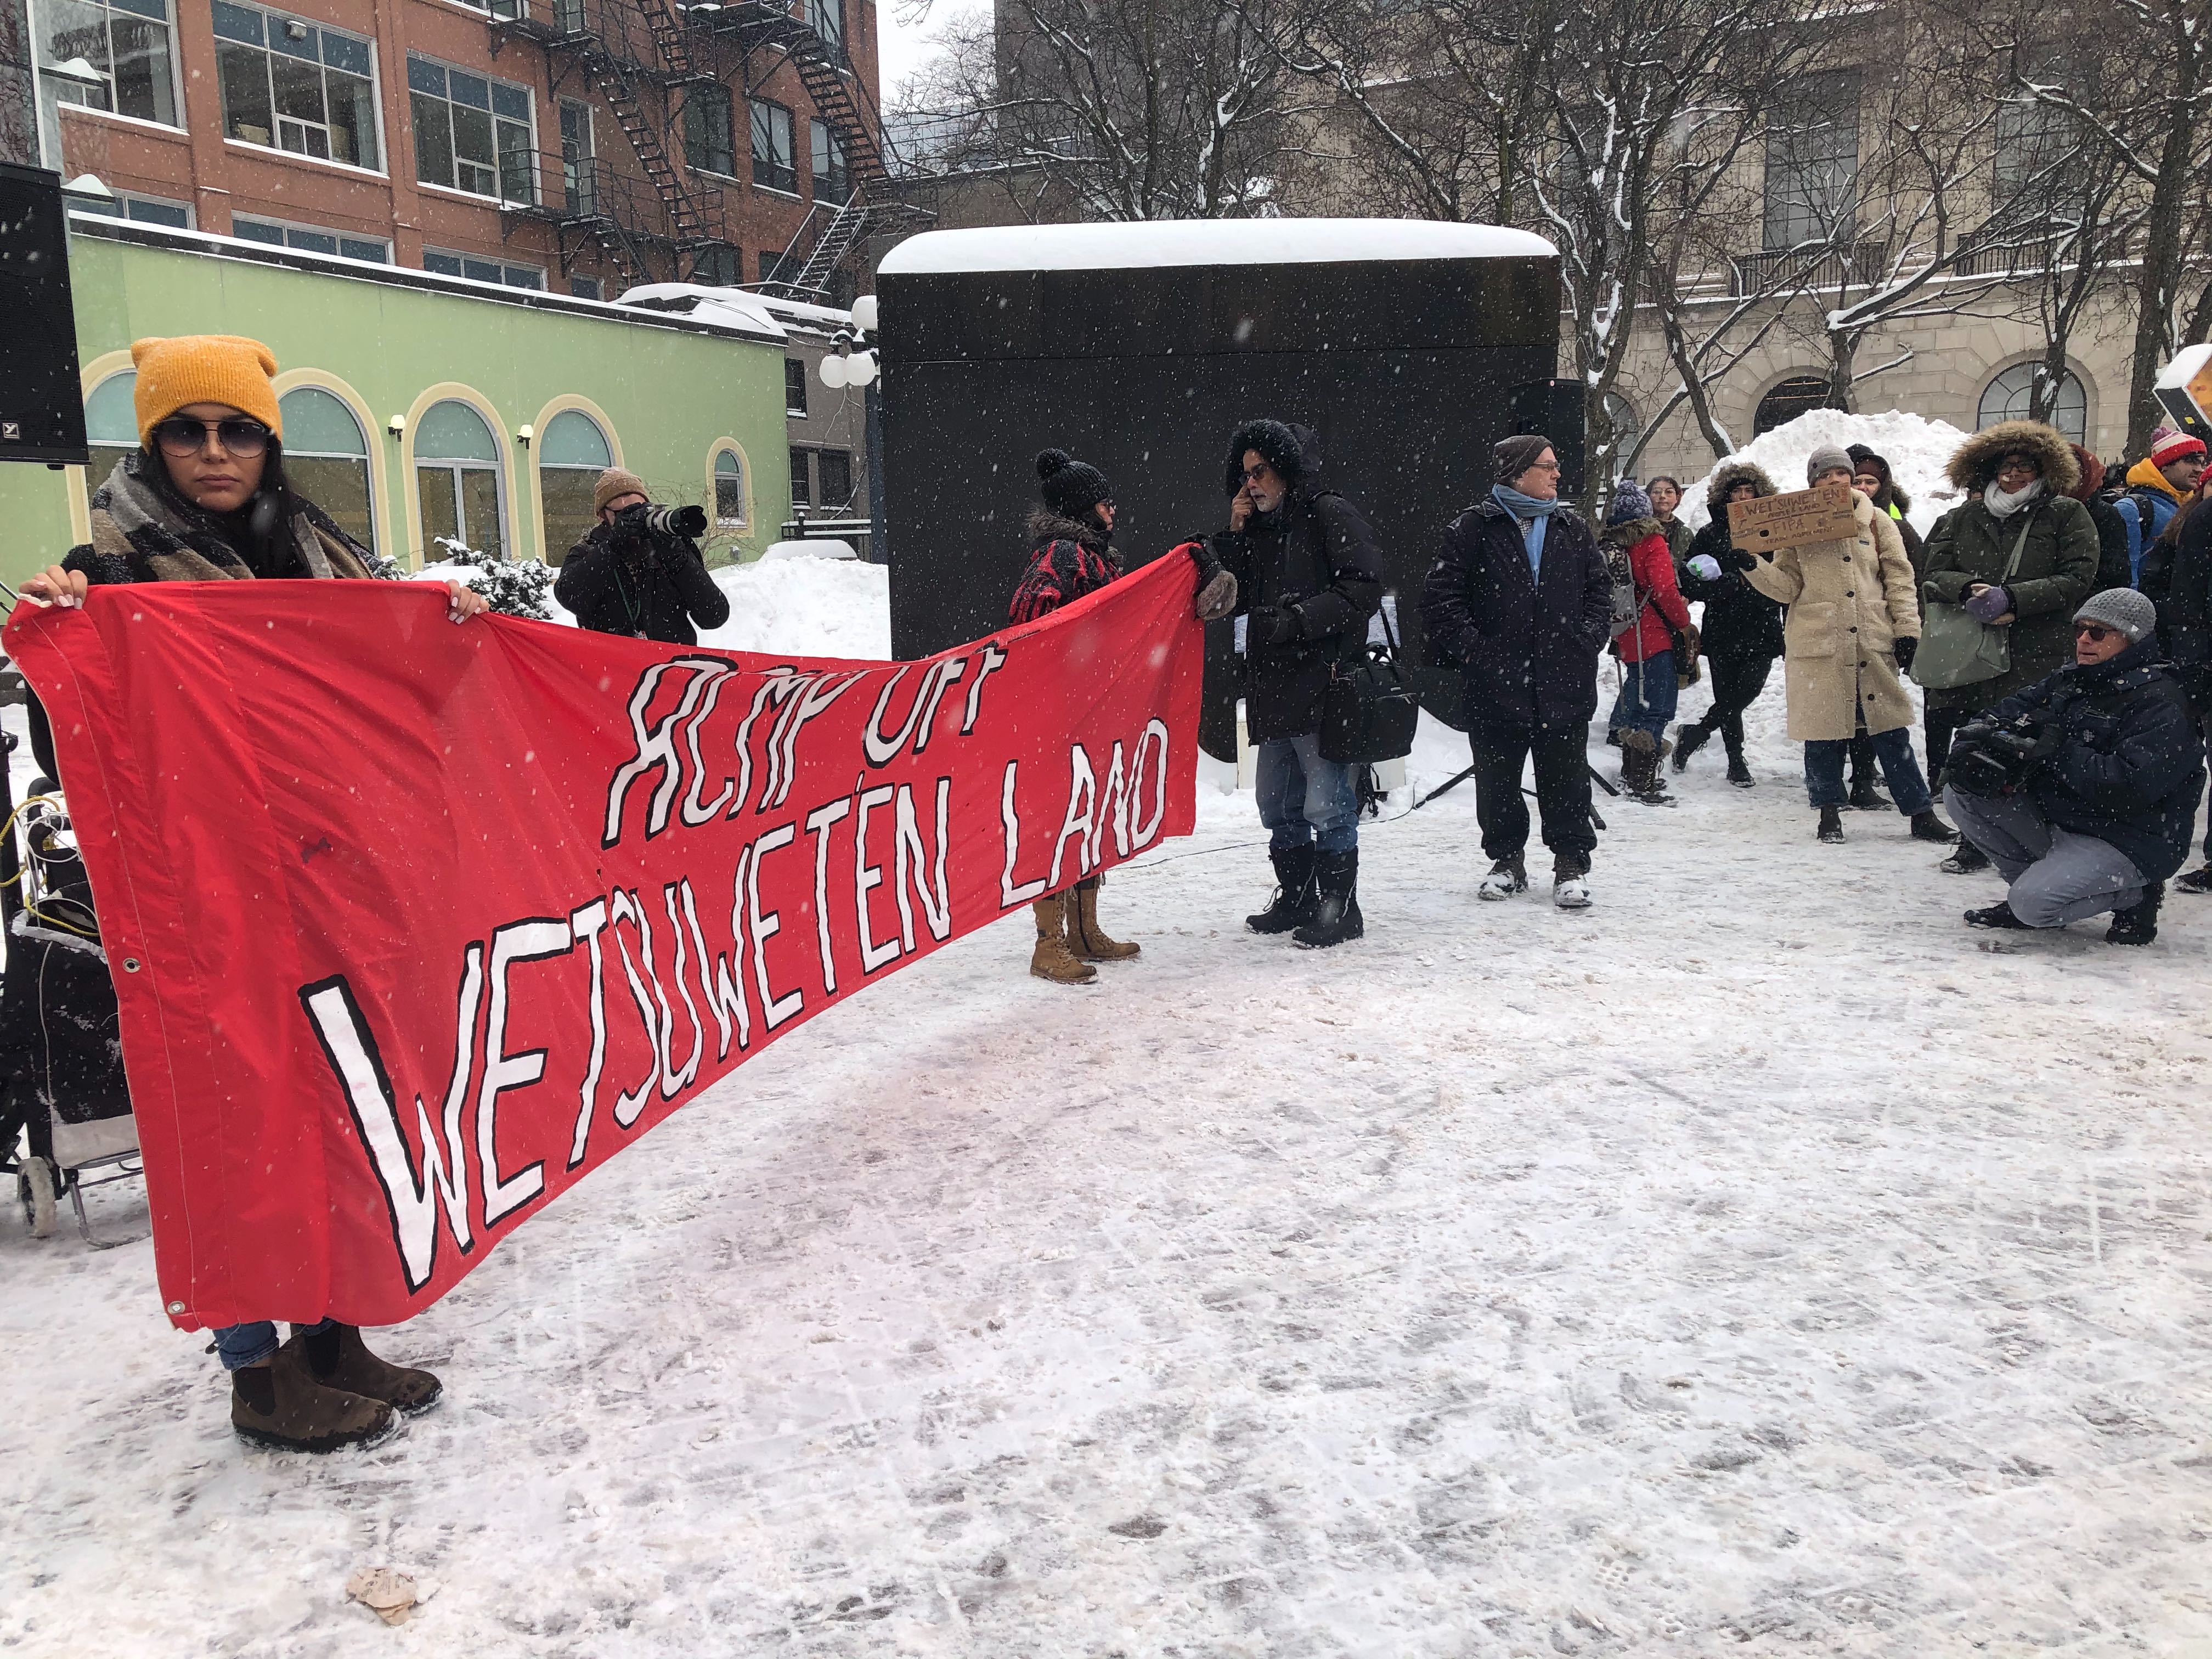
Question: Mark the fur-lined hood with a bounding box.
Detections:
[1703,462,1779,517]
[1025,506,1111,554]
[1846,445,1912,513]
[1222,419,1323,500]
[1945,420,2080,496]
[1600,515,1665,549]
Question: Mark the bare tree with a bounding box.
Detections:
[2001,0,2211,453]
[901,0,1336,220]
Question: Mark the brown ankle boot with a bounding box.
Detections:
[1030,895,1097,984]
[231,1341,394,1453]
[301,1323,443,1413]
[1068,876,1139,962]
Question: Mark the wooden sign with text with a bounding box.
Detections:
[1728,482,1857,552]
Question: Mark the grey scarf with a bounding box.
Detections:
[89,450,371,583]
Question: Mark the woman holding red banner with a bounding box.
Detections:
[16,334,487,1454]
[1010,448,1236,983]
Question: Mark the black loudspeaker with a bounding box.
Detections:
[0,163,88,467]
[1508,378,1585,501]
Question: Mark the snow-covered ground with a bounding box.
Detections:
[5,562,2211,1659]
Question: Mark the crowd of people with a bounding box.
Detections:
[5,332,2209,1454]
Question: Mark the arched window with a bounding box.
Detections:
[84,371,138,493]
[714,447,747,528]
[279,386,375,553]
[415,399,506,561]
[1978,362,2087,445]
[539,409,613,565]
[1754,375,1831,435]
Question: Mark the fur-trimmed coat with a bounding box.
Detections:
[1680,462,1786,665]
[1920,420,2100,716]
[1009,510,1123,623]
[1744,489,1921,741]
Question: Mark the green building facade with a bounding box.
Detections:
[4,218,791,585]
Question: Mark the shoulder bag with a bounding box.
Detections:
[1911,507,2035,691]
[1321,599,1421,765]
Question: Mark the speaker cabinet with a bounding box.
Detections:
[0,163,88,467]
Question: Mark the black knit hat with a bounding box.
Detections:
[1036,448,1113,520]
[1494,433,1554,484]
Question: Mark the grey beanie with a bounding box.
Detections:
[1806,443,1854,485]
[1494,433,1554,484]
[2074,587,2157,642]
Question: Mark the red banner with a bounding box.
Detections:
[6,557,1201,1329]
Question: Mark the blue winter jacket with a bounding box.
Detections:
[1983,636,2207,882]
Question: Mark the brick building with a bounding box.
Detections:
[24,0,909,304]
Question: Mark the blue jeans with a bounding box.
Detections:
[213,1319,334,1372]
[1607,651,1678,744]
[1804,727,1932,814]
[1256,732,1360,854]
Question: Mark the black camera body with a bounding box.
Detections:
[1946,712,2057,798]
[611,500,709,550]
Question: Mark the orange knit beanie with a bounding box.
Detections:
[131,335,283,448]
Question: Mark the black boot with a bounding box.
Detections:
[1293,850,1363,947]
[1723,716,1754,787]
[1246,845,1317,934]
[2175,865,2212,894]
[1672,723,1712,772]
[1726,755,1754,787]
[1909,810,1960,843]
[1848,734,1888,809]
[1965,900,2033,930]
[1621,737,1674,805]
[1818,804,1846,844]
[2107,882,2163,946]
[1477,852,1527,901]
[1941,839,1991,875]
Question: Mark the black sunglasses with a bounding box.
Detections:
[2075,622,2118,642]
[152,416,271,458]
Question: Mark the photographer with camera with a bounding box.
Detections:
[1945,589,2205,946]
[555,467,731,645]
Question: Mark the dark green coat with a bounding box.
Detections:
[1920,492,2099,714]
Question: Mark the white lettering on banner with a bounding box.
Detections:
[1131,719,1171,848]
[566,899,611,1169]
[602,657,730,847]
[675,875,749,1062]
[999,760,1048,905]
[1048,744,1099,889]
[804,794,853,995]
[961,643,1008,734]
[477,919,572,1226]
[605,890,661,1128]
[893,778,953,949]
[657,882,706,1097]
[747,822,805,1029]
[678,663,740,826]
[301,956,481,1291]
[854,781,901,970]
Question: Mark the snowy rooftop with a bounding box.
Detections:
[878,219,1557,276]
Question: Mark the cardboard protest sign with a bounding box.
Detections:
[1727,482,1858,552]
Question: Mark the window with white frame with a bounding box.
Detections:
[423,248,544,290]
[415,399,506,561]
[83,369,138,493]
[212,1,380,168]
[72,189,190,227]
[39,0,179,126]
[714,448,747,528]
[538,409,613,563]
[233,214,389,262]
[279,386,376,551]
[408,54,535,204]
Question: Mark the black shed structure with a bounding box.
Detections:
[872,221,1566,756]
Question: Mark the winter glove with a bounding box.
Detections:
[1892,636,1917,673]
[1688,554,1723,582]
[1182,540,1239,622]
[1963,584,2013,623]
[1245,605,1303,648]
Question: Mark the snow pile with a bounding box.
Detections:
[695,556,890,658]
[758,539,858,562]
[878,219,1556,275]
[1679,408,1972,537]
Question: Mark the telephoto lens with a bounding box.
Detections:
[640,504,709,539]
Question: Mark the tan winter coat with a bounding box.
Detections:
[1745,490,1921,741]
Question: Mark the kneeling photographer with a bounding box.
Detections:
[1944,589,2205,945]
[556,466,731,645]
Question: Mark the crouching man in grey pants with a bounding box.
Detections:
[1945,589,2205,946]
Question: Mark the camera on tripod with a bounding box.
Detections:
[1946,712,2056,798]
[612,501,709,544]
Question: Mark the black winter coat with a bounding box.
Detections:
[1209,424,1383,743]
[1421,496,1611,728]
[1981,636,2207,883]
[556,522,731,645]
[2160,500,2212,707]
[1680,518,1786,664]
